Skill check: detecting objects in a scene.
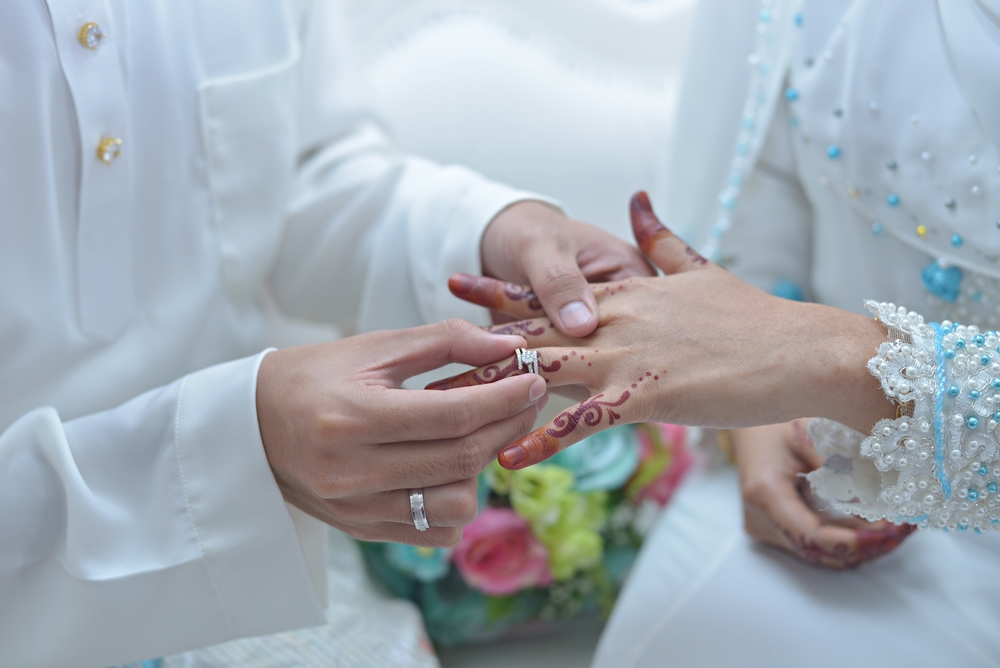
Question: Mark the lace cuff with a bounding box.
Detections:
[807,301,1000,533]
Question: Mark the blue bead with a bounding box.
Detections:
[759,64,770,76]
[945,349,956,359]
[956,338,966,349]
[983,355,993,366]
[959,524,968,531]
[993,411,1000,421]
[742,116,754,129]
[735,143,748,156]
[921,262,963,303]
[794,12,804,26]
[789,116,800,128]
[771,280,804,302]
[952,234,964,247]
[980,465,989,475]
[970,390,981,399]
[975,334,986,345]
[993,378,1000,389]
[759,9,772,22]
[990,482,998,494]
[968,489,979,500]
[785,88,800,102]
[949,385,960,397]
[871,222,884,236]
[827,145,842,159]
[722,195,736,209]
[887,193,900,207]
[967,416,980,429]
[730,173,742,186]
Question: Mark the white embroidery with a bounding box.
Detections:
[809,301,1000,532]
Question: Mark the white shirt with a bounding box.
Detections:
[0,1,543,665]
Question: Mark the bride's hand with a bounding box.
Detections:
[430,192,893,470]
[732,421,914,570]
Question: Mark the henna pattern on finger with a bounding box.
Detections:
[630,192,674,255]
[856,525,916,562]
[685,246,709,266]
[502,284,543,311]
[546,390,631,438]
[486,320,546,337]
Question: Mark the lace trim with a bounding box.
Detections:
[808,301,1000,532]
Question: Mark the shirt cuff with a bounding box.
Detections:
[175,350,326,637]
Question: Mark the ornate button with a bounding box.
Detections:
[78,22,105,50]
[96,137,122,164]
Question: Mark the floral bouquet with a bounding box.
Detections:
[358,422,694,647]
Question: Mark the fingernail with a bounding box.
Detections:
[425,378,451,391]
[559,301,593,330]
[498,445,527,468]
[529,377,547,403]
[631,191,653,214]
[449,273,476,296]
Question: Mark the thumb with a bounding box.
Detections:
[630,191,712,275]
[521,254,599,338]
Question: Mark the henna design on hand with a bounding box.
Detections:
[486,320,546,337]
[502,284,542,311]
[856,525,916,562]
[685,246,709,266]
[546,390,631,438]
[631,192,674,256]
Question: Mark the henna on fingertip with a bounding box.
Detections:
[449,273,543,316]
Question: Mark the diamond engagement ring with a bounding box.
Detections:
[515,348,540,375]
[410,489,429,531]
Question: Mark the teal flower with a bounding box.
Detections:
[384,543,451,582]
[549,426,640,492]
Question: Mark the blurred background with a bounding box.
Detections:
[342,0,696,239]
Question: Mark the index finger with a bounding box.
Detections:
[449,274,545,320]
[368,374,546,443]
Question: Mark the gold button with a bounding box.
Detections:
[97,137,122,164]
[78,22,105,50]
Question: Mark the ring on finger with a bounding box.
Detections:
[410,489,429,531]
[516,348,540,375]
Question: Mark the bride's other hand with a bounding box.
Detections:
[435,192,893,470]
[732,421,914,570]
[481,201,655,338]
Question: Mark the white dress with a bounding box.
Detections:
[595,0,1000,665]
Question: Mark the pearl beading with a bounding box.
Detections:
[809,301,1000,532]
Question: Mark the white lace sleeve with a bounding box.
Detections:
[808,301,1000,533]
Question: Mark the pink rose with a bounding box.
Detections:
[634,423,695,506]
[453,507,553,596]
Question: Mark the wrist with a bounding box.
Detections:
[789,304,895,433]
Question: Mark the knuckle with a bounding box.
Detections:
[443,397,478,435]
[440,318,474,339]
[539,263,583,294]
[455,441,488,480]
[453,490,480,526]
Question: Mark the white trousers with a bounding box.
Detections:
[594,466,1000,668]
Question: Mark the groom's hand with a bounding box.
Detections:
[256,319,548,547]
[479,201,655,338]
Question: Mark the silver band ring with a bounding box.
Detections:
[516,348,540,375]
[410,489,429,531]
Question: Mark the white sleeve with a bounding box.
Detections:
[719,98,814,301]
[809,303,1000,534]
[0,352,324,668]
[269,1,558,335]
